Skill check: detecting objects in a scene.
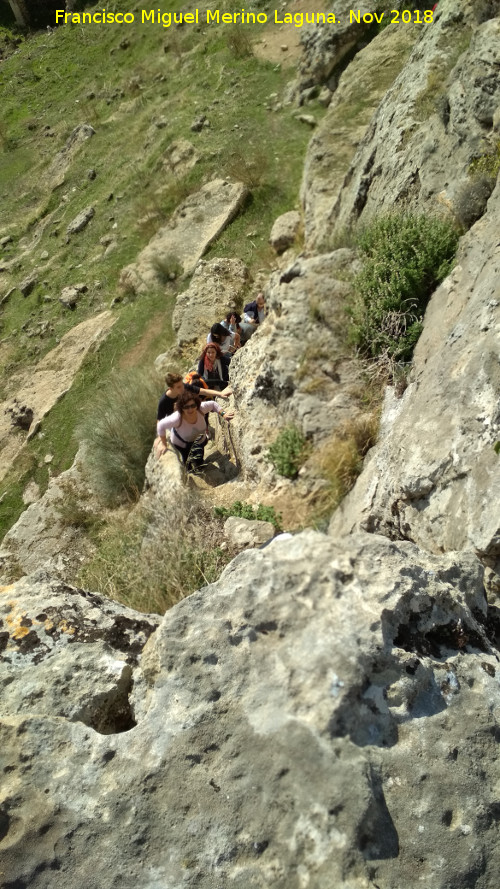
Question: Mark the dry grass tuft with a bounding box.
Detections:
[311,413,379,521]
[79,492,235,614]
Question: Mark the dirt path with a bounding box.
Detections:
[253,0,327,66]
[119,312,167,370]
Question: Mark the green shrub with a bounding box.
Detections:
[214,500,282,530]
[76,368,159,506]
[265,426,309,479]
[350,213,459,363]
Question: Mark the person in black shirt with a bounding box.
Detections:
[157,372,230,421]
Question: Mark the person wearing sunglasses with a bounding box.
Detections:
[156,389,234,471]
[157,371,231,422]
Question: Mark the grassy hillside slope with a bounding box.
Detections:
[0,0,319,536]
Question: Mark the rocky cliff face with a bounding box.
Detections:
[327,0,500,240]
[330,179,500,580]
[229,248,367,483]
[2,2,500,887]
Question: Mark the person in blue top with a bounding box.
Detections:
[241,292,266,338]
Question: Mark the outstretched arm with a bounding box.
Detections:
[203,386,232,399]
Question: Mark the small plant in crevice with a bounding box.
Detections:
[452,140,500,230]
[214,500,282,530]
[469,140,500,180]
[151,252,183,283]
[265,425,309,479]
[349,213,459,366]
[55,480,103,534]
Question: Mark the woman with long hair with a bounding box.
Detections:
[197,342,230,391]
[157,389,234,470]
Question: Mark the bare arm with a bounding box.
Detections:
[157,411,181,438]
[200,402,235,420]
[203,386,232,399]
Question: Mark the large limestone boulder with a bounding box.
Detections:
[330,179,500,576]
[1,531,500,888]
[120,179,248,293]
[330,0,500,238]
[229,249,366,482]
[171,257,249,350]
[0,311,115,483]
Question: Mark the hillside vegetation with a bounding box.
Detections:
[0,0,319,536]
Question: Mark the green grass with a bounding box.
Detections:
[311,414,379,523]
[469,140,500,180]
[75,367,160,506]
[0,285,176,537]
[78,497,235,614]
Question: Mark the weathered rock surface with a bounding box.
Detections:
[2,531,500,888]
[162,138,199,174]
[0,571,158,733]
[295,0,416,99]
[18,272,38,296]
[269,210,301,254]
[0,450,97,584]
[301,23,418,249]
[0,311,115,482]
[66,205,95,236]
[330,179,500,575]
[120,179,248,293]
[46,124,96,190]
[171,257,249,350]
[331,1,500,237]
[229,249,366,483]
[223,515,275,548]
[59,282,88,309]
